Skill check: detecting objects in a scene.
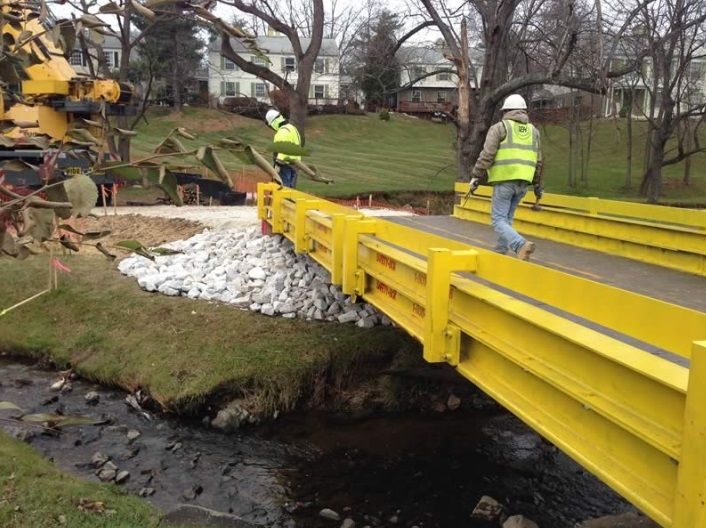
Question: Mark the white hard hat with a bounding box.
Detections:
[265,109,281,126]
[501,94,527,111]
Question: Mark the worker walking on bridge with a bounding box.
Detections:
[265,109,302,188]
[470,94,543,260]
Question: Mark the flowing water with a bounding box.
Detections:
[0,358,634,527]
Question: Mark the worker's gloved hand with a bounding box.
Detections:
[533,185,544,200]
[470,178,480,193]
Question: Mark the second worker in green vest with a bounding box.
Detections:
[266,108,303,188]
[469,94,543,261]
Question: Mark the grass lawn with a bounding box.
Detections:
[0,432,162,528]
[129,107,706,204]
[0,255,416,414]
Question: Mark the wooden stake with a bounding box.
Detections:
[196,184,200,206]
[112,183,118,215]
[101,185,108,216]
[369,194,373,207]
[48,246,54,290]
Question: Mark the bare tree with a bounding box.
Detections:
[616,0,706,202]
[67,0,160,161]
[414,0,663,180]
[212,0,325,136]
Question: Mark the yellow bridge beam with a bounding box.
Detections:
[257,182,706,527]
[453,182,706,277]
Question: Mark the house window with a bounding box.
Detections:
[221,81,238,97]
[284,57,296,72]
[314,58,325,74]
[411,66,426,80]
[254,82,267,98]
[437,90,448,103]
[252,55,269,68]
[222,56,237,70]
[70,50,84,66]
[103,51,119,68]
[411,89,421,102]
[437,71,451,81]
[689,61,705,81]
[314,84,325,99]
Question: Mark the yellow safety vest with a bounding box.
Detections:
[274,123,302,164]
[487,120,538,184]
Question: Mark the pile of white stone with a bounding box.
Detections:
[117,228,390,328]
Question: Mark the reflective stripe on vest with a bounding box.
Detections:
[275,123,302,163]
[487,120,538,184]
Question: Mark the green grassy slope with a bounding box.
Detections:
[131,107,706,203]
[0,255,414,413]
[0,432,162,528]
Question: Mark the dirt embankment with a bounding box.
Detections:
[78,214,204,251]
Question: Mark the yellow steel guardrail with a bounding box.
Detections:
[258,182,706,527]
[453,182,706,277]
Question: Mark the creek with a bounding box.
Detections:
[0,357,634,527]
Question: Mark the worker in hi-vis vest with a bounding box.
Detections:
[265,109,302,188]
[469,94,543,261]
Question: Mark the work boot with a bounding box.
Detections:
[517,241,535,261]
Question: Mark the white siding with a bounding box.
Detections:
[208,49,341,104]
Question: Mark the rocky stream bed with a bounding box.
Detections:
[0,357,652,528]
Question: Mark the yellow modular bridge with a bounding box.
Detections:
[257,183,706,528]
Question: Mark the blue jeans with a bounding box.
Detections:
[491,181,528,254]
[278,164,297,188]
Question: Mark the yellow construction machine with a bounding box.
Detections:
[0,0,133,186]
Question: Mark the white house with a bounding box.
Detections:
[395,45,483,114]
[208,33,342,105]
[69,35,123,75]
[602,55,706,118]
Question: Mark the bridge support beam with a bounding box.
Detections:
[674,341,706,528]
[424,248,478,364]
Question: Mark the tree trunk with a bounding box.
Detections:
[172,32,182,111]
[683,119,692,185]
[640,129,667,203]
[288,89,308,143]
[625,89,633,189]
[581,96,594,185]
[455,19,473,180]
[640,95,674,202]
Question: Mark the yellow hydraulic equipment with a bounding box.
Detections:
[258,183,706,528]
[0,0,132,143]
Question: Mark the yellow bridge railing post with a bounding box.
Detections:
[424,248,479,364]
[270,188,284,234]
[587,197,599,216]
[330,214,346,285]
[257,182,277,221]
[294,199,323,253]
[673,341,706,528]
[342,217,377,296]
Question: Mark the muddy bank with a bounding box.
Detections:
[0,357,646,527]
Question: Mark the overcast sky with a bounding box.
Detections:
[49,0,445,46]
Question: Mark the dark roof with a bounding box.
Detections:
[209,36,338,56]
[397,45,484,65]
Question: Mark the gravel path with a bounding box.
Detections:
[91,205,414,232]
[91,206,261,231]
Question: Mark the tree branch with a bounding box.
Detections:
[220,35,291,90]
[392,21,436,55]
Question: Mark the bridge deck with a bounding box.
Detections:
[389,215,706,314]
